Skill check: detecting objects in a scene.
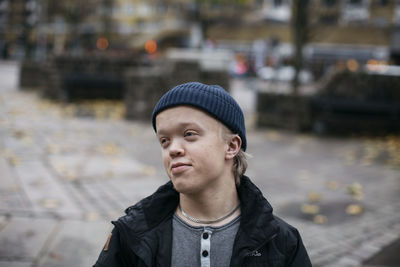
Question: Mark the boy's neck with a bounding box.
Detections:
[177,178,240,227]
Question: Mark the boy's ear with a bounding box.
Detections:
[225,135,241,160]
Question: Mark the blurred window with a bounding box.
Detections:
[377,0,389,6]
[320,15,337,24]
[323,0,337,7]
[349,0,363,5]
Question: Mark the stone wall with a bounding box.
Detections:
[256,93,311,131]
[256,70,400,134]
[40,55,139,101]
[19,60,44,90]
[124,66,167,121]
[310,70,400,134]
[35,51,230,121]
[124,58,230,121]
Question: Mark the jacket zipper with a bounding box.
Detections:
[245,233,278,257]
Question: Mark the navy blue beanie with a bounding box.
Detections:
[152,82,247,151]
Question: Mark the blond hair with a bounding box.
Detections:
[219,125,248,185]
[233,149,248,185]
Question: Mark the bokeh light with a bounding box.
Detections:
[145,40,157,54]
[96,37,109,50]
[346,59,359,72]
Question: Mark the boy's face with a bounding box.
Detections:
[155,106,230,195]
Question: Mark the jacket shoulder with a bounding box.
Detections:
[271,216,312,266]
[114,198,149,236]
[274,216,301,239]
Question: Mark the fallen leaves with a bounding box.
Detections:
[39,198,61,209]
[327,180,340,190]
[345,204,364,215]
[1,149,21,166]
[140,165,157,176]
[313,215,328,224]
[300,181,365,225]
[265,130,281,141]
[346,182,364,200]
[12,130,27,139]
[343,135,400,168]
[308,192,323,202]
[49,251,64,261]
[60,100,125,120]
[301,204,320,214]
[99,142,121,156]
[299,169,311,180]
[85,211,101,221]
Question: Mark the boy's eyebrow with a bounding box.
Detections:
[156,122,202,135]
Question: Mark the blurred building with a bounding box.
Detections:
[260,0,400,26]
[0,0,40,59]
[208,0,400,78]
[1,0,399,66]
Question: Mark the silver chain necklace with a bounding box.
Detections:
[179,204,241,224]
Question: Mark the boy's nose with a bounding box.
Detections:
[169,140,184,157]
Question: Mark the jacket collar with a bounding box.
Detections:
[117,176,278,265]
[230,176,279,265]
[139,175,277,230]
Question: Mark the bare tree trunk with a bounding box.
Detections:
[102,0,113,40]
[291,0,309,97]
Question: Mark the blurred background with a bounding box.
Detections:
[0,0,400,267]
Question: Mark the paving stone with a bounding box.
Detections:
[0,157,18,190]
[48,153,152,180]
[0,192,30,213]
[351,245,380,261]
[0,157,31,212]
[14,161,82,217]
[312,253,338,266]
[0,261,32,267]
[58,183,99,218]
[0,215,9,230]
[334,256,362,267]
[36,220,111,267]
[0,217,57,259]
[373,232,400,247]
[102,178,166,207]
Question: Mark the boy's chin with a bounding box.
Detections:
[171,181,199,195]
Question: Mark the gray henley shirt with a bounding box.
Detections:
[171,213,240,267]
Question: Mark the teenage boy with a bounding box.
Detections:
[94,82,312,267]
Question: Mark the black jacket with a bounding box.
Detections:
[94,176,312,267]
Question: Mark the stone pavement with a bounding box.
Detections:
[0,61,399,267]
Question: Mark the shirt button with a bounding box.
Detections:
[202,250,209,257]
[202,233,209,239]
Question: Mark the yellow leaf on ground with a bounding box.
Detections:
[101,143,120,155]
[141,166,156,176]
[85,211,100,221]
[346,182,364,200]
[327,180,340,190]
[313,215,328,224]
[301,203,320,214]
[10,156,21,166]
[266,131,280,141]
[308,192,322,202]
[346,204,364,215]
[299,169,311,180]
[39,198,61,209]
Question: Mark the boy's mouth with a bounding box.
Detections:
[171,162,191,174]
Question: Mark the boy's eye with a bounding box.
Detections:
[160,138,168,145]
[184,131,196,137]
